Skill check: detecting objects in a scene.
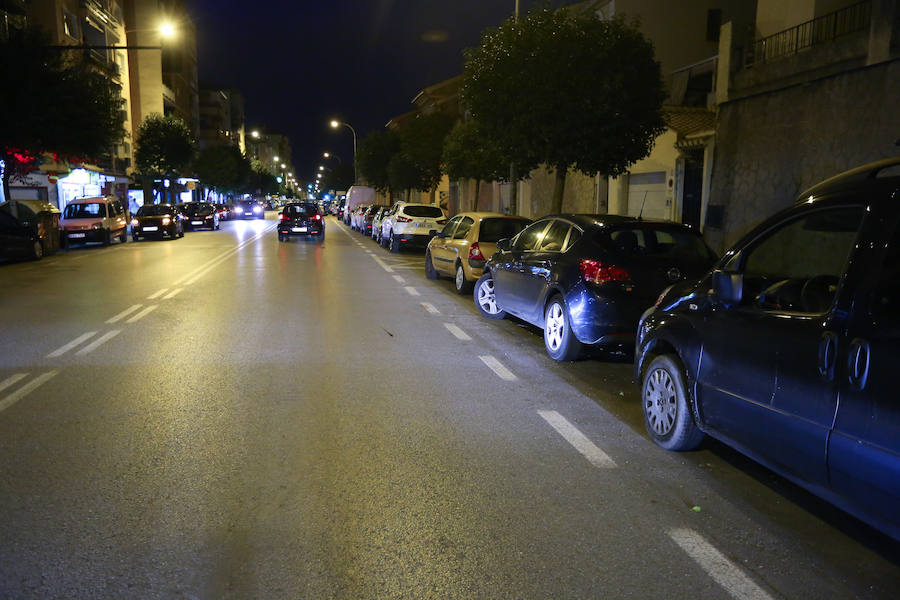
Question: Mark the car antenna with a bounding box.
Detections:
[637,191,648,221]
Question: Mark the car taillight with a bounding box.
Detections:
[468,243,485,261]
[579,259,632,285]
[280,214,289,221]
[396,216,412,223]
[436,218,447,225]
[314,214,321,220]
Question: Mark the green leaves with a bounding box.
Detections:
[193,144,251,194]
[134,114,194,178]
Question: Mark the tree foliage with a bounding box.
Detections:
[247,159,279,195]
[0,26,125,202]
[463,8,666,212]
[134,113,195,178]
[357,129,401,193]
[193,144,251,198]
[320,162,354,193]
[442,119,509,210]
[398,112,455,194]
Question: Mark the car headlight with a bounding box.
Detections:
[234,207,243,214]
[253,206,262,213]
[162,217,171,225]
[131,219,139,226]
[91,222,102,229]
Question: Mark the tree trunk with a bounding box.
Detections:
[474,179,481,211]
[429,187,436,205]
[141,175,154,206]
[508,163,518,215]
[405,188,411,202]
[551,165,567,214]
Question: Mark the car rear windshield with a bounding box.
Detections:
[136,205,172,216]
[403,206,443,218]
[182,204,214,216]
[284,204,317,217]
[63,203,106,219]
[479,218,531,243]
[600,226,715,261]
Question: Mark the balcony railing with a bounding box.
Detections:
[744,0,871,68]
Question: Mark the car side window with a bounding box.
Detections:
[512,220,550,252]
[868,222,900,324]
[563,227,582,252]
[440,216,461,237]
[740,206,864,314]
[453,217,474,240]
[538,220,570,252]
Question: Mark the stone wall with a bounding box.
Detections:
[706,57,900,251]
[520,167,600,218]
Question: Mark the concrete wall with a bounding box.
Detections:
[706,57,900,252]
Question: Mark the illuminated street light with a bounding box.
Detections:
[280,163,286,169]
[251,130,260,139]
[273,156,279,162]
[160,22,176,37]
[318,166,324,171]
[329,119,357,183]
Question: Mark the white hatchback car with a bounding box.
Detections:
[59,196,129,247]
[379,202,446,253]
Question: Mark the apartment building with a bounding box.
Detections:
[198,87,246,151]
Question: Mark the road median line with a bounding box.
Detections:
[537,410,617,469]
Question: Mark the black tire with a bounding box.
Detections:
[119,230,127,243]
[103,229,111,246]
[389,232,400,253]
[30,239,43,260]
[278,233,285,242]
[380,232,388,248]
[178,225,184,238]
[132,235,139,242]
[474,273,506,319]
[425,251,439,280]
[543,296,584,361]
[641,355,705,451]
[454,262,470,295]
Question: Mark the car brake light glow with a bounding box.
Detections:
[314,214,321,220]
[468,242,484,260]
[396,216,412,223]
[579,259,632,285]
[436,218,447,225]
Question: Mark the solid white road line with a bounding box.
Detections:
[668,529,775,600]
[373,256,394,273]
[126,305,158,323]
[0,371,59,414]
[75,329,121,355]
[173,227,273,286]
[148,288,169,300]
[444,323,472,341]
[393,275,406,283]
[0,374,28,394]
[47,332,97,358]
[479,355,517,381]
[106,304,142,324]
[537,410,617,469]
[162,287,183,300]
[421,302,440,315]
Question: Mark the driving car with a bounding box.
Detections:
[216,204,230,221]
[59,196,128,247]
[180,202,220,231]
[277,202,325,241]
[634,156,900,542]
[232,199,266,219]
[426,212,532,294]
[131,204,184,240]
[474,215,716,360]
[379,202,446,252]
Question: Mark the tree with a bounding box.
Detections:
[399,112,455,202]
[246,159,278,196]
[0,26,124,203]
[320,162,354,193]
[134,114,194,204]
[194,144,250,200]
[387,152,422,202]
[357,129,401,194]
[463,9,666,213]
[442,119,508,211]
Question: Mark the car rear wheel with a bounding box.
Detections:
[474,273,506,319]
[119,230,127,243]
[641,355,705,451]
[454,263,469,294]
[544,296,583,361]
[389,232,400,253]
[425,251,439,280]
[30,239,43,260]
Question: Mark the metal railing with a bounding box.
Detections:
[744,0,871,68]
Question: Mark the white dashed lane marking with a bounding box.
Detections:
[668,529,775,600]
[0,371,59,414]
[106,304,142,324]
[444,323,471,341]
[147,288,168,300]
[479,355,517,381]
[393,275,406,283]
[75,330,122,355]
[126,305,158,323]
[421,302,440,315]
[162,288,183,300]
[47,332,97,358]
[537,410,617,469]
[405,286,420,297]
[0,374,28,394]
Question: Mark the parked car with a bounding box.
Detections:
[371,207,388,243]
[232,199,265,219]
[474,215,716,360]
[344,185,375,225]
[180,202,220,231]
[635,157,900,542]
[360,205,379,236]
[131,204,184,240]
[277,202,325,241]
[0,206,46,261]
[379,202,447,253]
[349,205,369,232]
[59,196,128,247]
[427,212,532,294]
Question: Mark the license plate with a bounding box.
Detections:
[68,233,86,238]
[292,227,307,233]
[143,226,158,232]
[191,221,203,225]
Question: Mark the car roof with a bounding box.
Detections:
[454,211,530,220]
[797,156,900,201]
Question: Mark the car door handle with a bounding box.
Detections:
[847,338,870,390]
[818,331,837,380]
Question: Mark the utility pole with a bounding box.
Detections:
[508,1,520,216]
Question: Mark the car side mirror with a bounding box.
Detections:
[712,270,743,306]
[496,238,511,251]
[429,230,439,237]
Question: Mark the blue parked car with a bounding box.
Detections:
[635,157,900,541]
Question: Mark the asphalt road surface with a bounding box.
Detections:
[0,214,897,599]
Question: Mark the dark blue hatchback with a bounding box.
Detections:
[635,157,900,542]
[473,214,715,360]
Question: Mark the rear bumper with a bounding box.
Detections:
[278,225,323,236]
[565,281,642,347]
[394,233,433,248]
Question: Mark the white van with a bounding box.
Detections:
[342,186,375,225]
[59,196,129,247]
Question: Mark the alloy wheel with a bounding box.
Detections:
[545,302,565,351]
[477,278,499,314]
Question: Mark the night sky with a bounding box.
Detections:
[188,0,556,185]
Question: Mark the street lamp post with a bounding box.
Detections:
[329,120,357,184]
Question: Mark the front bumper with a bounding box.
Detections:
[61,229,105,243]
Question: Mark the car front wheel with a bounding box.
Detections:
[474,273,506,319]
[543,296,583,361]
[641,355,705,451]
